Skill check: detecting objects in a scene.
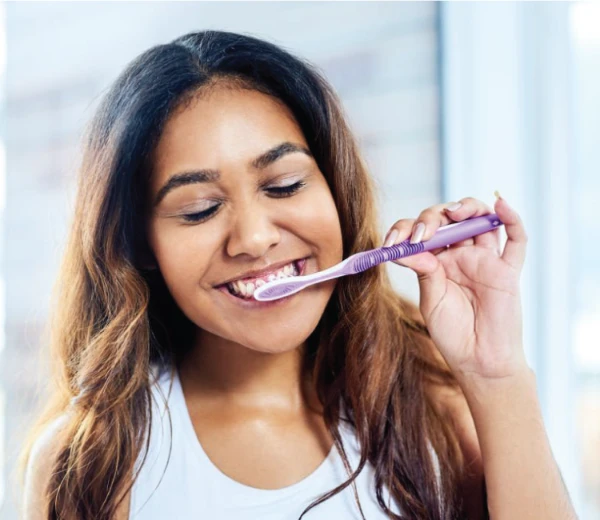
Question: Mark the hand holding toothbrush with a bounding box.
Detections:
[384,193,529,384]
[257,193,569,518]
[255,192,529,383]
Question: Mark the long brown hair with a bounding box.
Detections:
[18,30,466,519]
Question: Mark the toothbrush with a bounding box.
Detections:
[253,213,504,301]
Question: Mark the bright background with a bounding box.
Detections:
[0,2,597,518]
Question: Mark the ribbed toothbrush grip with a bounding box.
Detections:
[351,241,425,273]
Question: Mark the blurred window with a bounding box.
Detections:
[570,3,600,518]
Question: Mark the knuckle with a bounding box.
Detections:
[418,208,437,221]
[393,218,416,230]
[461,196,487,209]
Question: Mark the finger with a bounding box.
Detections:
[380,219,444,271]
[443,197,499,251]
[411,202,460,242]
[494,196,528,270]
[396,251,448,322]
[383,213,448,317]
[381,218,416,248]
[412,198,494,246]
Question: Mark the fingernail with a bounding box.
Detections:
[446,202,462,212]
[494,190,502,200]
[383,228,399,247]
[410,222,425,244]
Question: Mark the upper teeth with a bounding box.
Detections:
[227,261,299,299]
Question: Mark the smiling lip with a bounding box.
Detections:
[214,257,307,287]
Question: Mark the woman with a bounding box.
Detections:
[20,30,576,519]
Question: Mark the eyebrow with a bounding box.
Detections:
[153,142,313,207]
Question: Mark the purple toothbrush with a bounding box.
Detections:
[253,213,504,301]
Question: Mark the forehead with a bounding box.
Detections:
[151,88,307,185]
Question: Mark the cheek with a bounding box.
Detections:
[149,221,218,289]
[293,189,343,258]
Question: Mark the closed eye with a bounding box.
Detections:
[181,181,306,224]
[182,205,220,223]
[265,180,305,197]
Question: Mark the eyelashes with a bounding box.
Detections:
[182,205,220,224]
[181,181,306,224]
[266,181,306,197]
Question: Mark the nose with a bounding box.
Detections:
[226,201,281,259]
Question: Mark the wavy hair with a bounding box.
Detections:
[18,30,467,519]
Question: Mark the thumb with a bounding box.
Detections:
[396,252,448,320]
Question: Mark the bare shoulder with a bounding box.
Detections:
[22,414,70,519]
[431,383,488,518]
[22,413,131,520]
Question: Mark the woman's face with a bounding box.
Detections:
[146,87,343,354]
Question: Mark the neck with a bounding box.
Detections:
[179,328,318,412]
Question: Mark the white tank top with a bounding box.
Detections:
[128,365,441,519]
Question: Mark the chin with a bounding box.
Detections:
[193,284,334,354]
[237,328,314,355]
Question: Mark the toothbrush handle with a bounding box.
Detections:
[420,213,502,252]
[349,213,503,273]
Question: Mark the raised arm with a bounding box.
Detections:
[385,194,578,518]
[459,368,577,519]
